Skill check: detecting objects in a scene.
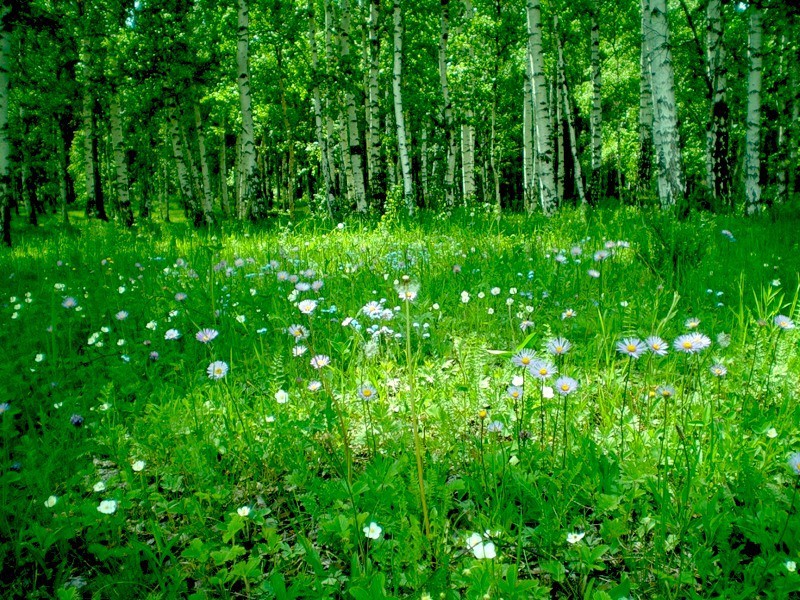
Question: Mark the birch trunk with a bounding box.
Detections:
[744,6,762,214]
[523,56,535,214]
[366,0,382,203]
[638,0,654,192]
[338,112,355,202]
[461,0,476,203]
[109,93,133,226]
[439,0,457,206]
[80,37,106,221]
[322,0,340,201]
[385,85,396,187]
[309,0,334,217]
[646,0,684,209]
[55,119,70,225]
[555,80,564,202]
[392,0,413,211]
[589,8,602,203]
[340,0,367,211]
[219,118,230,216]
[526,0,557,215]
[167,102,199,225]
[237,0,260,220]
[0,4,10,246]
[706,0,730,207]
[276,47,296,216]
[18,107,37,225]
[420,123,429,206]
[193,104,214,223]
[556,25,586,204]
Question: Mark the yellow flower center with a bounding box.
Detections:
[362,389,372,397]
[521,357,530,365]
[539,369,547,376]
[682,341,692,349]
[561,384,569,391]
[556,346,563,353]
[627,344,636,352]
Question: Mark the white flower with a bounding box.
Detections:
[298,299,317,315]
[567,531,585,544]
[363,521,382,539]
[275,390,289,404]
[146,321,157,330]
[461,291,470,303]
[542,386,554,399]
[787,560,797,572]
[490,287,501,296]
[512,375,524,387]
[35,353,45,362]
[466,532,496,559]
[766,428,778,439]
[93,481,106,493]
[131,460,146,472]
[97,500,118,515]
[44,495,58,508]
[164,329,180,340]
[237,506,251,517]
[508,455,520,466]
[236,315,246,324]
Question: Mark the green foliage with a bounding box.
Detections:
[1,209,800,598]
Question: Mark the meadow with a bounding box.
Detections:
[1,207,799,599]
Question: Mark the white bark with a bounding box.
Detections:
[439,0,457,206]
[638,0,654,190]
[192,104,214,224]
[392,0,413,210]
[237,0,259,219]
[744,6,762,214]
[555,80,564,201]
[420,123,429,205]
[366,0,382,201]
[523,55,535,214]
[589,9,602,201]
[219,116,230,216]
[167,103,198,223]
[109,93,133,226]
[646,0,684,209]
[705,0,730,205]
[526,0,557,215]
[556,26,586,204]
[460,0,476,203]
[340,0,367,211]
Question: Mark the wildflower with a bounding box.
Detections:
[460,291,470,303]
[310,355,330,369]
[146,321,157,330]
[588,269,600,278]
[645,336,669,356]
[566,531,585,544]
[62,297,77,309]
[363,522,382,539]
[207,360,229,379]
[774,315,795,330]
[308,380,322,392]
[292,345,308,357]
[70,414,84,427]
[466,532,496,559]
[175,292,187,301]
[93,481,106,492]
[656,385,676,399]
[554,377,578,395]
[529,359,557,380]
[717,332,731,348]
[396,281,420,302]
[546,337,572,356]
[358,383,378,401]
[295,282,311,292]
[673,333,711,354]
[35,353,45,362]
[512,375,524,386]
[766,428,778,439]
[0,403,10,414]
[561,308,576,320]
[97,500,118,515]
[237,506,251,517]
[512,349,537,368]
[298,299,317,315]
[235,315,246,324]
[149,351,159,361]
[196,328,219,343]
[789,453,800,476]
[685,318,700,329]
[520,320,534,331]
[506,386,523,400]
[487,421,504,433]
[115,311,128,321]
[44,495,58,508]
[709,364,727,377]
[542,386,554,399]
[275,390,289,404]
[288,324,309,341]
[617,338,647,359]
[787,561,797,573]
[593,250,610,262]
[164,329,181,340]
[132,460,146,472]
[490,287,501,296]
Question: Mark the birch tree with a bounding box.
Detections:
[589,7,602,203]
[392,0,413,210]
[556,21,586,205]
[309,0,334,217]
[366,0,382,204]
[237,0,261,220]
[109,92,133,226]
[527,0,557,215]
[706,0,730,207]
[638,0,654,192]
[744,4,762,215]
[439,0,458,207]
[645,0,684,209]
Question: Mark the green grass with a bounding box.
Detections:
[1,207,799,599]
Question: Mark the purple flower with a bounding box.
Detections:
[70,414,84,427]
[196,328,219,343]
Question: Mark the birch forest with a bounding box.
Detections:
[1,0,799,241]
